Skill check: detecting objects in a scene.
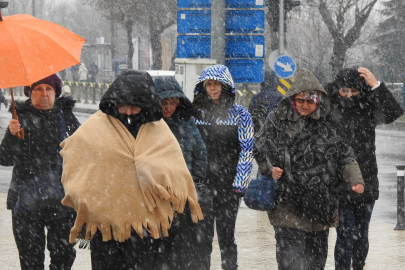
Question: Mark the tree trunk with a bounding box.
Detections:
[150,23,162,70]
[110,11,117,61]
[330,36,348,76]
[125,21,134,70]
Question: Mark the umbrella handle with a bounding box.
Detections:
[10,88,25,140]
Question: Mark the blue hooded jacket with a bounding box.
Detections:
[154,76,208,181]
[248,70,283,133]
[192,65,253,193]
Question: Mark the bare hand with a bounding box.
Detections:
[272,167,284,180]
[352,183,364,194]
[8,119,21,136]
[358,67,378,88]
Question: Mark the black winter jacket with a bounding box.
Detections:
[154,76,207,181]
[326,82,404,203]
[0,97,80,210]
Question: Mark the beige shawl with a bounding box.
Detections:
[60,111,203,243]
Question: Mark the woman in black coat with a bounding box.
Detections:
[154,76,209,270]
[0,74,80,270]
[326,67,404,270]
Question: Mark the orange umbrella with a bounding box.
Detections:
[0,6,85,139]
[0,14,85,88]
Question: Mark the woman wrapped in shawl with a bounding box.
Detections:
[60,70,203,270]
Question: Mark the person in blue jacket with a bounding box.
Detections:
[248,70,283,134]
[192,64,254,270]
[154,75,209,270]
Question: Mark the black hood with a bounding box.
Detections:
[154,76,192,121]
[327,68,372,110]
[99,70,163,122]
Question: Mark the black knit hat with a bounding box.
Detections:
[334,68,369,92]
[24,74,62,97]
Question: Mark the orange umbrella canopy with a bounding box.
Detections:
[0,14,86,88]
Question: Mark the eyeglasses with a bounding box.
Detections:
[294,98,316,105]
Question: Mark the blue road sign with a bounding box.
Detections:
[226,0,265,8]
[225,59,264,83]
[178,0,211,8]
[177,10,211,34]
[274,55,296,79]
[177,10,265,34]
[226,10,265,34]
[226,35,264,58]
[177,35,211,58]
[178,0,265,8]
[177,35,265,59]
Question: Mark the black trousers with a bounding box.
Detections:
[273,226,329,270]
[12,212,76,270]
[90,228,161,270]
[200,190,240,270]
[162,203,209,270]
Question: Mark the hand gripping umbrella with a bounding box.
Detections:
[0,2,85,139]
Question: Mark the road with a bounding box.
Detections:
[0,108,404,224]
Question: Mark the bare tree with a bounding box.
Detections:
[287,7,334,83]
[144,1,177,70]
[305,0,378,76]
[84,0,176,70]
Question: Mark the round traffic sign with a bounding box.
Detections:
[274,55,296,79]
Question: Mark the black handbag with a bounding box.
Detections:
[244,174,275,211]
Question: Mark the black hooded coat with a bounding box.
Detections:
[325,69,404,203]
[154,76,209,270]
[248,70,283,133]
[0,97,80,214]
[254,69,363,228]
[154,76,207,181]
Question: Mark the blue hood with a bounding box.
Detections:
[193,64,236,99]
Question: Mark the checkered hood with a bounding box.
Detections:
[193,65,236,98]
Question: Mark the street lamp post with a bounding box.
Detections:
[211,0,226,65]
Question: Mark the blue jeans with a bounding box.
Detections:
[273,226,329,270]
[335,201,375,270]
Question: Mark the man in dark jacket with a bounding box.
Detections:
[0,74,80,270]
[326,67,404,270]
[248,70,283,133]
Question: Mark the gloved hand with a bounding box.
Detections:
[233,184,247,197]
